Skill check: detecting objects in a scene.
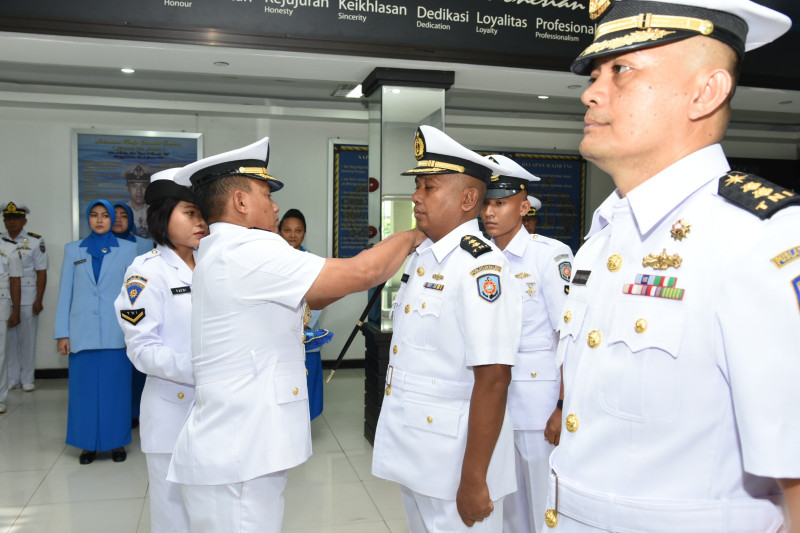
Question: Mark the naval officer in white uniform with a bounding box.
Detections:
[372,126,522,532]
[480,155,572,533]
[2,202,47,392]
[0,235,22,414]
[546,1,800,531]
[114,169,207,533]
[166,137,425,533]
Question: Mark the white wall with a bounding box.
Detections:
[1,103,797,372]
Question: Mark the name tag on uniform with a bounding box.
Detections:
[572,270,591,285]
[74,259,87,265]
[171,286,191,295]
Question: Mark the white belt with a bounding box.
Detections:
[548,473,781,533]
[193,343,303,385]
[386,366,473,400]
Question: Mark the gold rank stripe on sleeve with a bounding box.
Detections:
[470,264,503,276]
[771,246,800,269]
[718,172,800,220]
[120,308,146,325]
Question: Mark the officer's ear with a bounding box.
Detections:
[461,186,480,212]
[231,189,249,215]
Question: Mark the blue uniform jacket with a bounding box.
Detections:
[54,239,138,352]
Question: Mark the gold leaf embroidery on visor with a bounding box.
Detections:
[579,29,676,58]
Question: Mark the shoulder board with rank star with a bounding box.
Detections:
[460,235,491,258]
[718,172,800,220]
[27,232,41,239]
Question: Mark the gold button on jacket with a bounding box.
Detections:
[566,413,579,432]
[404,305,411,314]
[177,392,185,400]
[531,371,537,378]
[635,318,648,333]
[564,310,572,323]
[426,416,433,423]
[292,387,299,396]
[392,345,398,354]
[545,509,558,528]
[587,330,601,348]
[607,254,622,272]
[417,267,425,276]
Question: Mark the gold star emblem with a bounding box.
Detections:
[724,173,745,186]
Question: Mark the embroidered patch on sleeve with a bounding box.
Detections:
[120,308,145,325]
[772,246,800,269]
[125,275,148,306]
[558,261,572,282]
[793,276,800,313]
[476,273,501,303]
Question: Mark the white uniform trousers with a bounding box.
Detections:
[401,486,505,533]
[7,304,35,387]
[504,429,554,533]
[180,470,287,533]
[145,453,190,533]
[0,316,8,404]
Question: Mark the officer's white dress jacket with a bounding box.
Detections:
[551,144,800,529]
[499,227,572,430]
[168,222,325,486]
[114,246,195,453]
[54,239,137,352]
[2,232,47,306]
[372,219,522,501]
[0,241,23,320]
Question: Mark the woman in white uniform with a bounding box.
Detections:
[114,169,207,533]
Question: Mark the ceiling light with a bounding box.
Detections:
[347,85,364,98]
[213,61,229,67]
[331,83,360,97]
[779,100,793,105]
[121,68,135,74]
[391,88,401,94]
[538,95,549,100]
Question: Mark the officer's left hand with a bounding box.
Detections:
[8,312,21,328]
[33,300,43,315]
[456,478,494,527]
[545,407,563,446]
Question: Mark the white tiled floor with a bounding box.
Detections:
[0,370,409,533]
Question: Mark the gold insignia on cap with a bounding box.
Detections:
[580,29,676,58]
[589,0,611,20]
[596,14,713,40]
[238,167,279,182]
[643,249,682,270]
[670,219,691,241]
[414,130,425,161]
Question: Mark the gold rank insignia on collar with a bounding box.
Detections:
[460,235,491,258]
[670,219,691,241]
[642,249,682,271]
[719,171,800,220]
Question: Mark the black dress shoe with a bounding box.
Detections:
[79,451,96,465]
[111,448,127,462]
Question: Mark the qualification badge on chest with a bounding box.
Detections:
[477,273,501,303]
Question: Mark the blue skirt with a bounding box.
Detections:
[305,350,324,420]
[66,349,132,451]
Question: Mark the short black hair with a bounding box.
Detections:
[279,208,307,232]
[196,175,252,223]
[147,197,180,249]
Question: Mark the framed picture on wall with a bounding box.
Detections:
[71,130,202,240]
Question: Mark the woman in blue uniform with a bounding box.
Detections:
[55,199,137,464]
[114,171,207,533]
[112,202,154,427]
